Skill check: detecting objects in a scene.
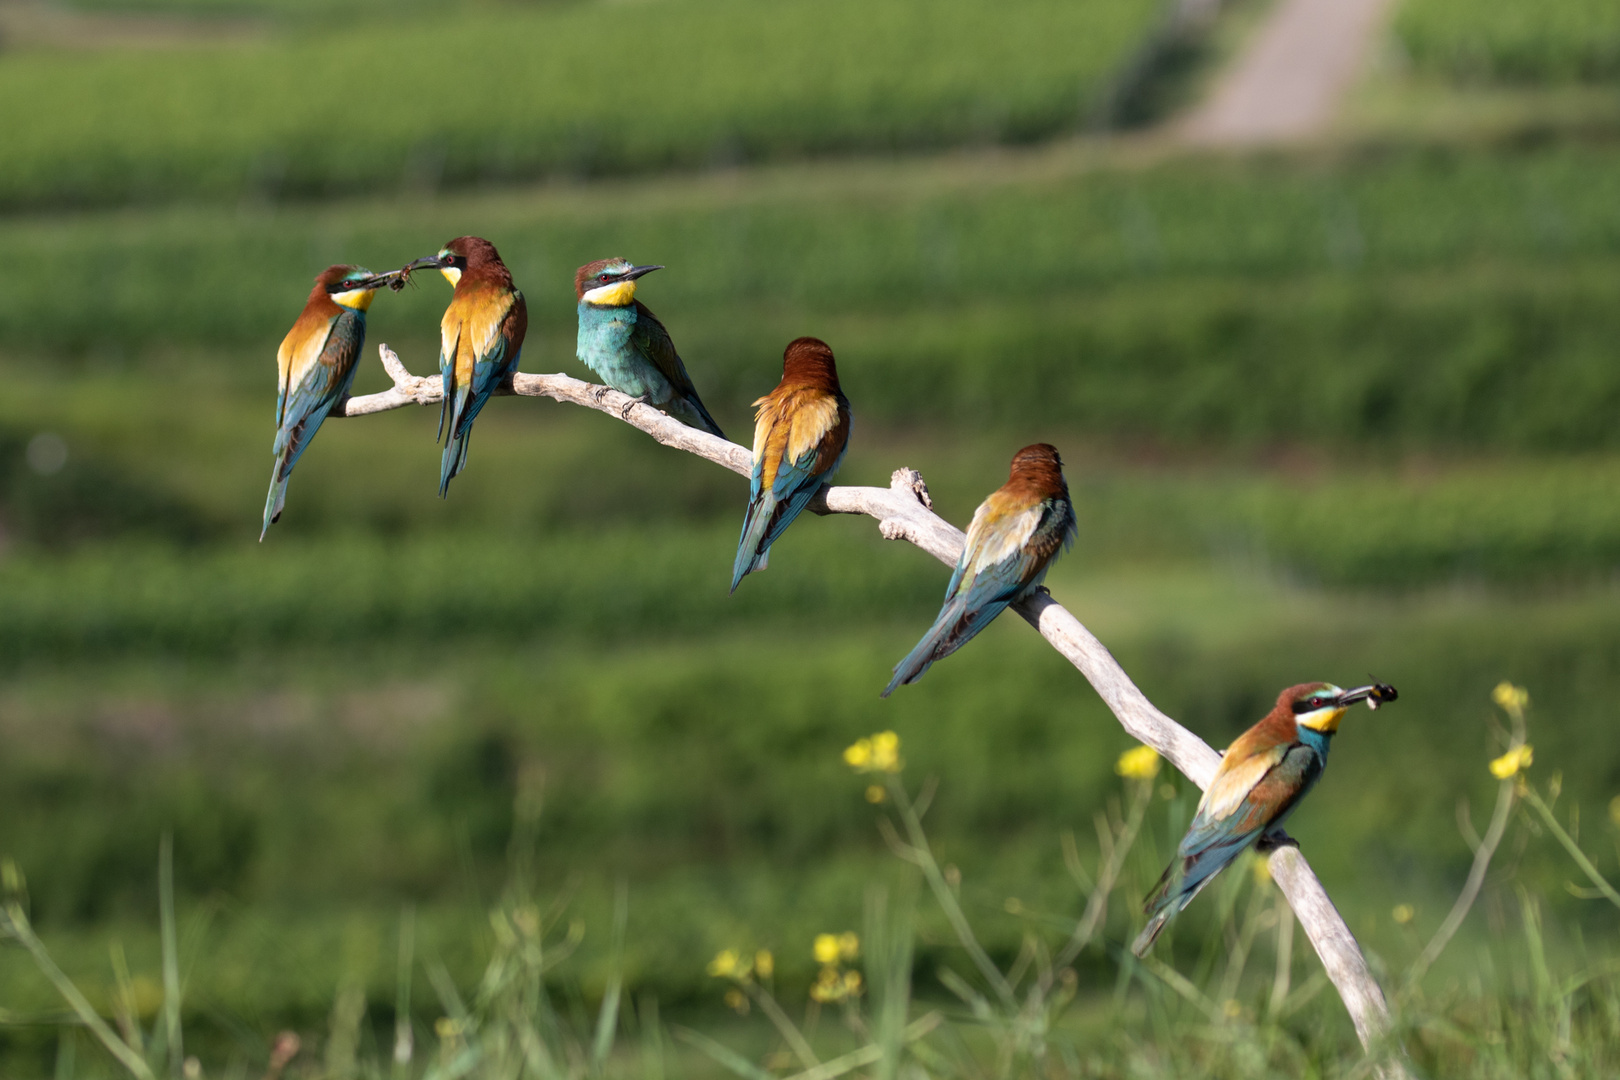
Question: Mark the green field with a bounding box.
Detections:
[1397,0,1620,84]
[0,0,1165,211]
[4,0,1620,1076]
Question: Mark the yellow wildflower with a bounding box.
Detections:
[865,785,886,804]
[844,732,902,774]
[1609,794,1620,830]
[1222,999,1243,1020]
[724,988,749,1015]
[754,950,773,979]
[1492,682,1529,714]
[870,731,902,773]
[435,1017,462,1039]
[1489,744,1533,780]
[838,931,859,960]
[842,970,863,996]
[810,966,845,1003]
[707,949,741,978]
[1115,745,1161,781]
[1392,904,1415,925]
[1250,853,1271,887]
[813,934,841,966]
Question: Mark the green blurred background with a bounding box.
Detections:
[1,0,1619,1071]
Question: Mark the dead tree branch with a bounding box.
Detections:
[339,345,1407,1076]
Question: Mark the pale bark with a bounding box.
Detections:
[338,346,1407,1076]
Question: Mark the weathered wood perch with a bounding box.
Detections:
[338,345,1407,1077]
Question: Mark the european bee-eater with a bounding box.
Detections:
[262,264,392,540]
[732,337,851,592]
[574,258,725,438]
[1131,681,1399,957]
[402,236,527,496]
[882,444,1076,697]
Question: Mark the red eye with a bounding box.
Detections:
[599,273,610,281]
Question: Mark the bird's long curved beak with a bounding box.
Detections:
[623,264,664,281]
[1337,683,1398,710]
[343,269,409,292]
[403,254,448,273]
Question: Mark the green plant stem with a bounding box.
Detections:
[1406,775,1518,990]
[1,906,156,1080]
[741,981,821,1071]
[1522,786,1620,911]
[159,834,182,1077]
[886,776,1018,1011]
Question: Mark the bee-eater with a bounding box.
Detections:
[574,258,725,438]
[732,337,851,592]
[1131,681,1399,957]
[262,264,393,540]
[402,236,528,496]
[881,444,1076,697]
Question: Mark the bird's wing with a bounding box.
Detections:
[1181,741,1324,864]
[274,311,362,459]
[629,301,700,396]
[946,489,1053,602]
[275,310,340,431]
[468,287,523,373]
[770,388,847,499]
[1195,741,1292,825]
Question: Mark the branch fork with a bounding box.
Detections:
[335,344,1407,1076]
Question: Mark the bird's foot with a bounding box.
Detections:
[620,394,651,420]
[1256,829,1297,854]
[592,385,611,403]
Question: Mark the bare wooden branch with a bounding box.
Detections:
[340,345,1407,1075]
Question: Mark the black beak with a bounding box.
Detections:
[341,269,407,292]
[404,254,448,273]
[1337,683,1398,710]
[622,264,664,281]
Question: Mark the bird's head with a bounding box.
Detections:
[1006,443,1065,494]
[780,336,838,386]
[1283,682,1398,734]
[403,236,505,288]
[576,257,662,306]
[318,265,381,311]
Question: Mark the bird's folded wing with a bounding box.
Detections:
[630,302,698,394]
[1192,742,1291,826]
[275,312,340,429]
[278,316,359,443]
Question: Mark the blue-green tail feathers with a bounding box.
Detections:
[881,591,1015,697]
[678,393,726,440]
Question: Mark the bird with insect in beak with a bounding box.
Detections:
[882,443,1076,697]
[399,236,527,496]
[262,264,400,539]
[732,337,851,592]
[1131,681,1399,957]
[574,258,726,438]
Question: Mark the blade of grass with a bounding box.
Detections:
[159,834,182,1078]
[671,1026,777,1080]
[0,904,156,1080]
[591,883,628,1072]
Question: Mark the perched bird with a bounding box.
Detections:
[882,444,1076,697]
[1131,681,1399,957]
[262,264,393,540]
[574,258,725,438]
[402,236,527,496]
[732,337,851,592]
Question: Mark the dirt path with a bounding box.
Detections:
[1179,0,1397,145]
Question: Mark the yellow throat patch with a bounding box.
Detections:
[582,279,637,306]
[330,287,376,312]
[440,267,462,287]
[1296,705,1347,734]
